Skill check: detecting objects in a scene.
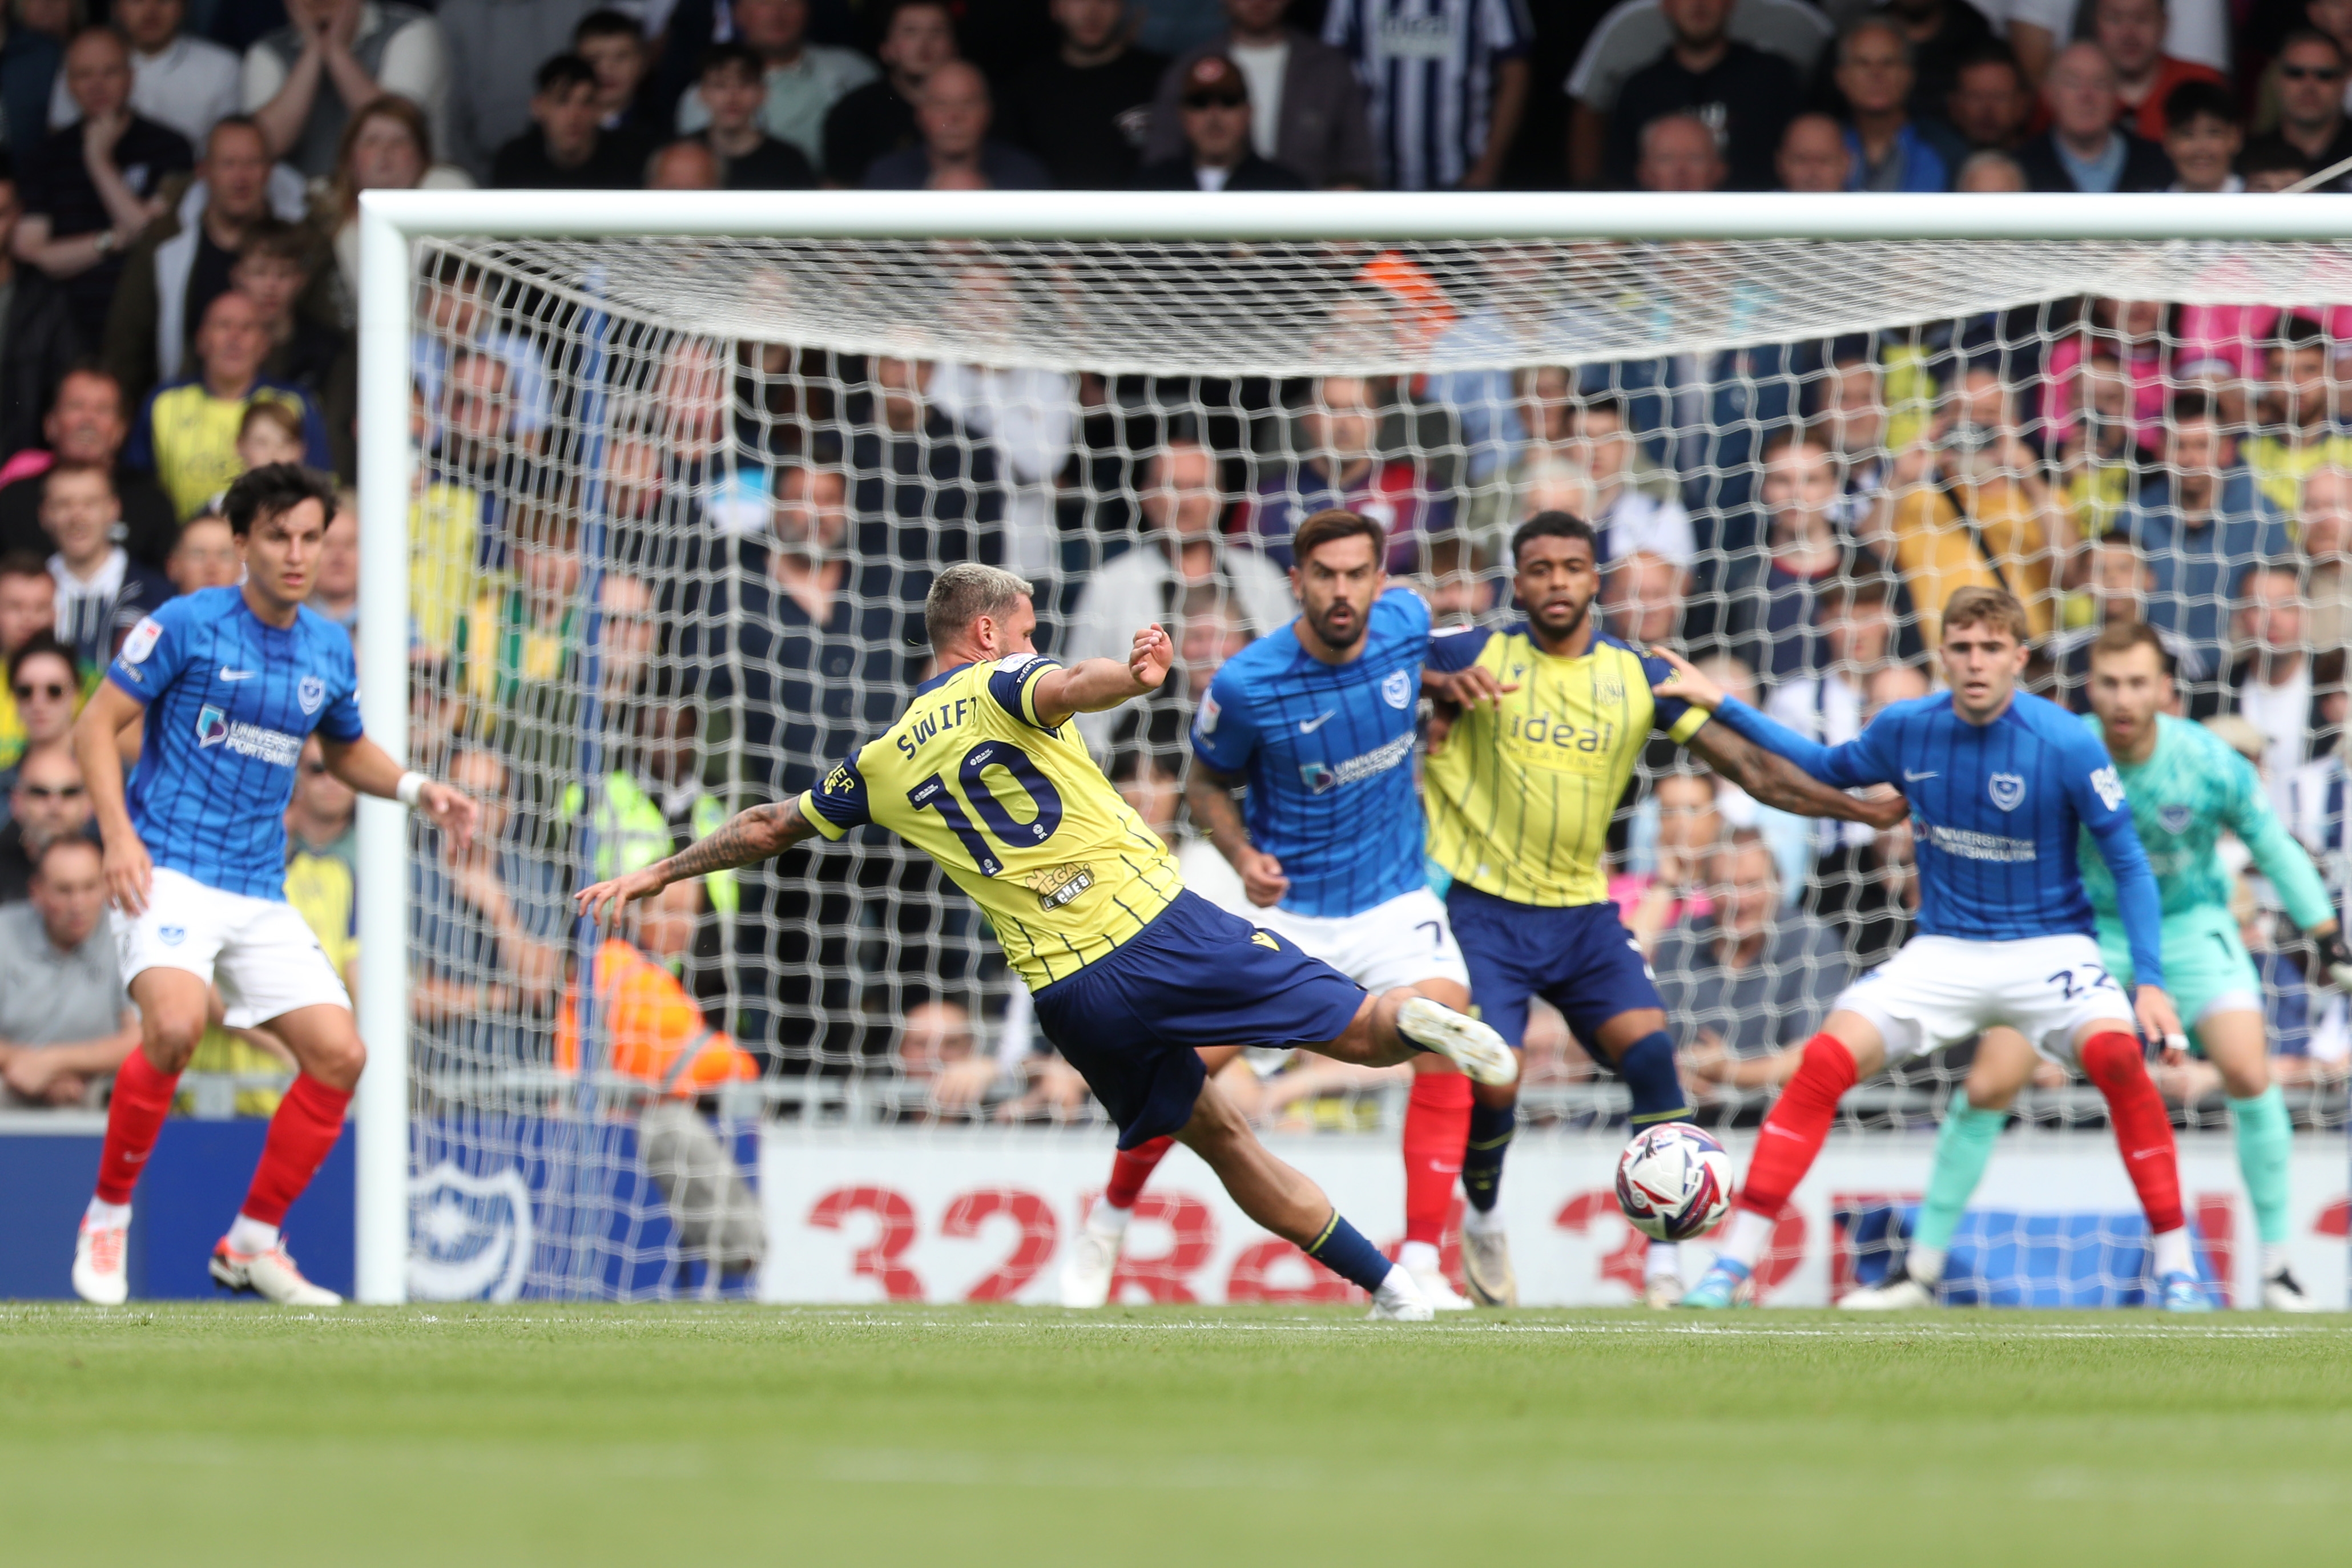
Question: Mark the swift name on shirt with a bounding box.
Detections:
[895,695,981,760]
[1300,730,1416,795]
[1924,822,2037,862]
[195,704,301,767]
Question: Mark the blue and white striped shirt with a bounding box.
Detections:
[1322,0,1532,191]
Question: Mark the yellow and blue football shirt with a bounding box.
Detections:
[1423,624,1707,908]
[799,655,1183,990]
[124,377,333,521]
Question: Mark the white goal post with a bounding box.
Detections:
[354,190,2352,1305]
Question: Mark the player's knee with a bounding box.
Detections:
[2075,1028,2145,1089]
[142,1012,206,1071]
[308,1031,367,1090]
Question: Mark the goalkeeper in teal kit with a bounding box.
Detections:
[1845,622,2349,1312]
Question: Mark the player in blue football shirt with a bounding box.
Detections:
[1650,586,2213,1311]
[68,464,476,1305]
[1058,510,1481,1309]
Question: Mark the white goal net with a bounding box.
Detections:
[372,196,2352,1305]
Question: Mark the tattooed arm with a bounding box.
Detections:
[575,797,817,925]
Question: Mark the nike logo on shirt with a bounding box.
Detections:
[219,667,259,681]
[1298,710,1337,733]
[1903,769,1938,781]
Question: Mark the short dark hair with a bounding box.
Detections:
[2168,387,2219,425]
[575,7,644,43]
[700,40,764,79]
[2279,26,2346,63]
[223,463,336,537]
[1759,422,1832,464]
[9,630,78,688]
[2089,618,2173,675]
[2275,312,2329,354]
[236,215,311,268]
[2240,140,2310,180]
[1511,510,1598,566]
[1291,508,1384,569]
[2162,78,2238,132]
[1950,39,2022,85]
[536,53,599,95]
[42,459,113,498]
[0,550,51,584]
[1572,393,1628,426]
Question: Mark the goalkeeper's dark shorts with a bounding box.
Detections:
[1030,890,1367,1148]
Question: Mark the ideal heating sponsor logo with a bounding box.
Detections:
[1298,731,1415,795]
[194,704,301,766]
[1923,823,2037,862]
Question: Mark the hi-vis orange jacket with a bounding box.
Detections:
[555,939,758,1098]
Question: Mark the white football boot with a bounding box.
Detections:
[1459,1223,1517,1307]
[1367,1269,1435,1321]
[211,1238,343,1305]
[73,1217,130,1305]
[1838,1265,1936,1312]
[2265,1267,2323,1313]
[1406,1263,1477,1312]
[1059,1207,1123,1308]
[1396,998,1518,1088]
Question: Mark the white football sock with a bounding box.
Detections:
[227,1214,281,1257]
[2151,1226,2194,1279]
[2263,1242,2292,1277]
[84,1197,131,1229]
[1399,1240,1441,1275]
[1722,1207,1777,1268]
[1462,1202,1505,1237]
[1906,1245,1947,1286]
[1645,1239,1681,1279]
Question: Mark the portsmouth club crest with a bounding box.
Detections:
[2158,804,2193,834]
[1987,772,2027,812]
[298,675,325,714]
[1382,668,1412,709]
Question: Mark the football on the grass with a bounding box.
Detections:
[1614,1123,1733,1241]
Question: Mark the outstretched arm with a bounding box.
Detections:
[1029,626,1174,729]
[320,733,477,849]
[1185,762,1289,907]
[576,796,816,925]
[1650,647,1891,790]
[1687,724,1911,829]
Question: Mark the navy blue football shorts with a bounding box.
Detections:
[1445,884,1664,1050]
[1030,890,1368,1148]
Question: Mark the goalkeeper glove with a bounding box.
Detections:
[2314,928,2352,993]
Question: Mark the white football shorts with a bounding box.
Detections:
[115,866,352,1029]
[1833,932,2136,1069]
[1253,885,1471,996]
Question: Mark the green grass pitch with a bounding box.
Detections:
[5,1304,2349,1566]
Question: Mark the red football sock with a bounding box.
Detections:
[1734,1033,1857,1218]
[95,1049,181,1206]
[2077,1030,2184,1234]
[237,1075,353,1228]
[1401,1070,1473,1245]
[1103,1135,1175,1211]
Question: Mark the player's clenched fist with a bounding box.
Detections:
[1234,847,1289,908]
[1128,624,1173,691]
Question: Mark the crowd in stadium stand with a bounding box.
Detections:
[8,0,2352,1124]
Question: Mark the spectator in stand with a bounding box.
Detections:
[574,9,659,173]
[1530,389,1693,567]
[644,136,721,186]
[2094,0,2221,144]
[1882,0,1996,118]
[2241,31,2352,193]
[412,252,548,446]
[2017,42,2174,193]
[1240,375,1444,571]
[690,43,818,188]
[308,488,357,630]
[1564,0,1827,189]
[671,0,872,172]
[1135,52,1308,190]
[1658,827,1851,1096]
[126,288,331,518]
[1616,767,1722,955]
[318,96,472,329]
[1320,0,1529,190]
[1064,438,1291,755]
[2,631,78,802]
[0,166,82,465]
[2127,389,2292,702]
[0,736,90,898]
[1955,148,2028,190]
[100,117,301,404]
[1875,361,2061,646]
[2301,465,2352,651]
[1834,15,1949,192]
[43,0,238,150]
[895,997,999,1111]
[2243,315,2352,517]
[434,0,598,182]
[166,507,239,591]
[862,58,1048,188]
[0,837,135,1106]
[2241,140,2311,192]
[1,3,66,160]
[233,397,308,474]
[492,53,638,188]
[1601,547,1684,648]
[1775,111,1850,192]
[1944,42,2032,155]
[851,356,1005,578]
[243,0,449,179]
[2048,536,2204,706]
[1633,109,1726,192]
[2205,564,2318,795]
[1818,349,1889,539]
[0,556,57,771]
[1606,0,1800,192]
[0,370,176,569]
[38,465,172,669]
[823,0,954,186]
[2162,78,2241,192]
[1142,0,1375,189]
[232,220,347,415]
[409,746,567,1066]
[13,28,195,344]
[1004,0,1166,189]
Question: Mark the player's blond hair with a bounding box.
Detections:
[925,562,1035,650]
[1939,585,2031,646]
